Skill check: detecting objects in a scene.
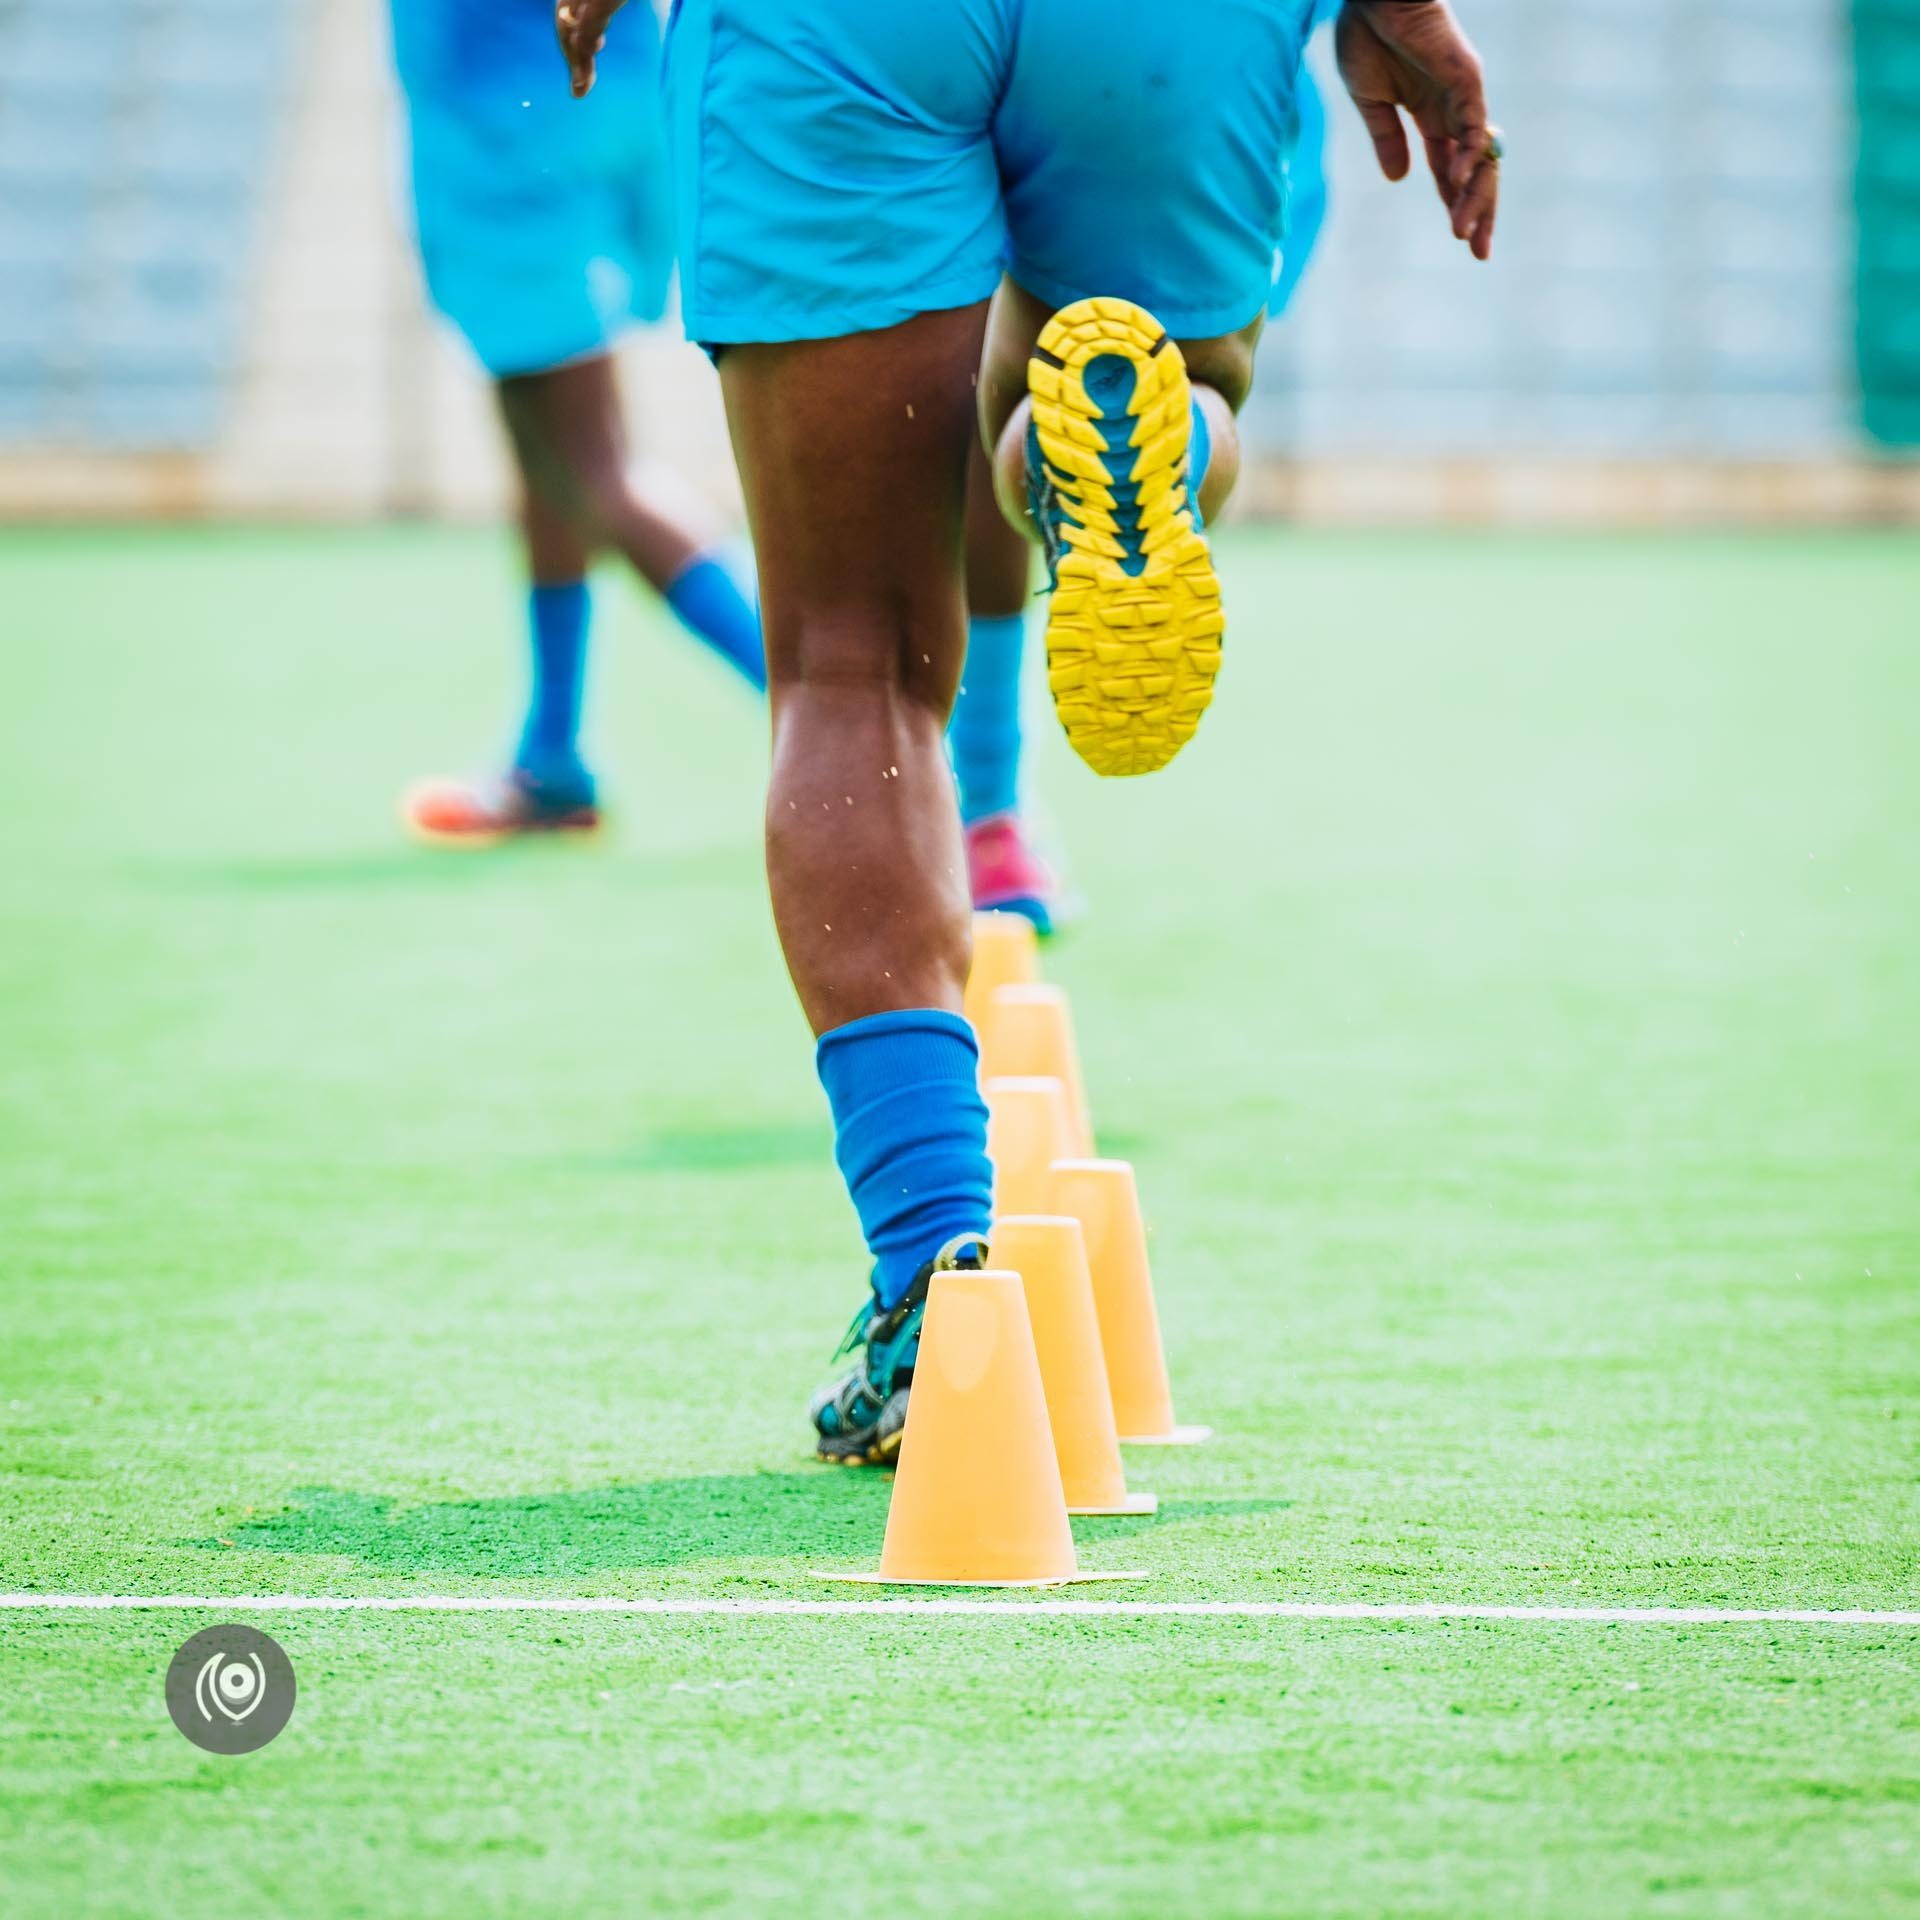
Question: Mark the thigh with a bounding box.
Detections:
[997,0,1313,339]
[720,305,990,707]
[496,357,630,501]
[665,0,1011,348]
[498,358,702,581]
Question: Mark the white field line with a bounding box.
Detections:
[1,1594,1916,1626]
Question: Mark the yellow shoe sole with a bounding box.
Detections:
[1028,297,1223,778]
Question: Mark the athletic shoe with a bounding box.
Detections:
[810,1233,988,1466]
[401,765,600,847]
[1026,296,1224,777]
[965,810,1060,937]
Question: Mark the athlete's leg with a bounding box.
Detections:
[396,0,748,838]
[641,0,1009,1459]
[522,483,593,590]
[959,12,1325,816]
[952,438,1066,929]
[497,355,765,689]
[400,454,607,844]
[980,276,1256,543]
[498,355,695,588]
[970,0,1303,775]
[975,279,1253,776]
[509,485,598,793]
[963,434,1032,626]
[722,308,996,1468]
[956,434,1032,822]
[954,441,1029,830]
[721,306,986,1031]
[401,363,764,844]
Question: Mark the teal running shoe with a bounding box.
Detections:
[809,1234,988,1465]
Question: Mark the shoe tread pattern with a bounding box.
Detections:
[1029,297,1224,778]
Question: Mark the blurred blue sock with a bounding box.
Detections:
[816,1009,992,1309]
[1189,398,1213,528]
[514,580,592,781]
[666,552,766,691]
[949,613,1025,824]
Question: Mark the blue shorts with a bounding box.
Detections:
[663,0,1314,348]
[391,0,673,377]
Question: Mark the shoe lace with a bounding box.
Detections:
[828,1235,984,1361]
[1026,417,1069,591]
[934,1233,988,1272]
[830,1299,874,1362]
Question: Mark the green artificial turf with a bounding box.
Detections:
[1,526,1916,1917]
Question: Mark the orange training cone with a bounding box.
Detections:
[836,1271,1139,1586]
[964,911,1040,1034]
[991,1216,1156,1516]
[986,1076,1077,1216]
[1049,1160,1212,1445]
[980,985,1095,1156]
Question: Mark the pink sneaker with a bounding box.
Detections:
[964,811,1061,936]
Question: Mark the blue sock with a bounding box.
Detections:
[1188,398,1213,528]
[816,1009,993,1309]
[948,613,1026,825]
[665,552,766,692]
[514,580,592,784]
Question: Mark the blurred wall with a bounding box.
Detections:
[0,0,1914,524]
[0,0,737,521]
[1857,0,1920,444]
[1257,0,1853,457]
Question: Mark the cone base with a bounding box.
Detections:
[1066,1491,1159,1517]
[823,1568,1147,1588]
[1119,1424,1214,1446]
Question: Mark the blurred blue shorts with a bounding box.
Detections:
[663,0,1315,347]
[390,0,672,377]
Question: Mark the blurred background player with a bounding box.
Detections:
[389,0,765,844]
[953,444,1062,932]
[384,0,1071,924]
[386,0,1073,923]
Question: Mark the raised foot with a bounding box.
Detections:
[1027,297,1224,779]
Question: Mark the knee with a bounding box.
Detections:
[555,456,635,550]
[767,610,963,720]
[990,400,1036,546]
[502,426,624,553]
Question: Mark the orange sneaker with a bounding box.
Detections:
[401,768,601,847]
